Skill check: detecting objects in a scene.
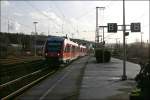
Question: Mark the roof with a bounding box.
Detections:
[47,36,65,42]
[47,36,78,46]
[79,45,86,48]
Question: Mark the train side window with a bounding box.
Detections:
[66,45,70,52]
[64,47,67,52]
[77,47,80,52]
[81,48,82,52]
[72,46,75,52]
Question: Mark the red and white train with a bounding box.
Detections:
[44,36,87,65]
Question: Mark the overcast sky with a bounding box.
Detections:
[0,0,149,43]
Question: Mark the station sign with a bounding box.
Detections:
[107,23,118,33]
[130,23,141,32]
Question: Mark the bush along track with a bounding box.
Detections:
[130,61,150,100]
[95,48,111,63]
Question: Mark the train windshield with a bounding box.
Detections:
[47,41,62,52]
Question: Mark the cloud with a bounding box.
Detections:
[29,10,64,32]
[9,21,20,31]
[70,18,78,25]
[30,12,46,20]
[15,22,20,31]
[1,1,10,7]
[30,11,63,24]
[44,11,62,23]
[13,12,23,17]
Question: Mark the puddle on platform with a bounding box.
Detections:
[107,77,122,82]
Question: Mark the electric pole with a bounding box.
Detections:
[141,32,143,47]
[96,7,99,43]
[48,23,50,36]
[103,27,105,45]
[149,0,150,63]
[8,20,10,33]
[33,21,38,56]
[96,7,105,44]
[115,38,120,48]
[62,24,64,34]
[122,0,127,80]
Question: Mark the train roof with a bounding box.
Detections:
[64,39,78,46]
[47,36,78,46]
[47,36,65,41]
[79,45,86,48]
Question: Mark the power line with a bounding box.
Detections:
[75,8,95,20]
[52,2,77,33]
[11,2,61,35]
[25,1,61,28]
[75,1,112,20]
[1,15,33,32]
[52,2,65,19]
[105,1,113,9]
[11,2,41,22]
[130,12,148,22]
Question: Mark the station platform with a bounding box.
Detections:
[79,57,140,100]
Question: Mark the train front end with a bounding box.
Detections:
[44,37,64,65]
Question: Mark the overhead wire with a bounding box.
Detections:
[1,15,33,32]
[75,1,112,20]
[72,1,113,40]
[1,1,54,34]
[104,1,148,43]
[11,2,59,35]
[11,2,41,22]
[25,1,61,28]
[52,2,76,34]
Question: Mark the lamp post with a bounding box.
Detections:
[33,21,38,56]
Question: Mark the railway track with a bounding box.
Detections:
[0,56,43,66]
[0,60,46,84]
[1,60,44,72]
[0,58,74,99]
[15,56,89,100]
[0,66,55,99]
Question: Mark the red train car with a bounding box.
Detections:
[79,45,87,57]
[44,36,87,65]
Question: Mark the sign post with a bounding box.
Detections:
[99,22,141,81]
[122,0,127,80]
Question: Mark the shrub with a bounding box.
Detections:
[95,48,111,63]
[132,61,150,99]
[104,50,111,62]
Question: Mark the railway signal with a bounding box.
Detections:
[131,23,141,32]
[107,23,118,33]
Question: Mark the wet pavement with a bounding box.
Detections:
[15,56,89,100]
[15,56,140,100]
[79,57,140,100]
